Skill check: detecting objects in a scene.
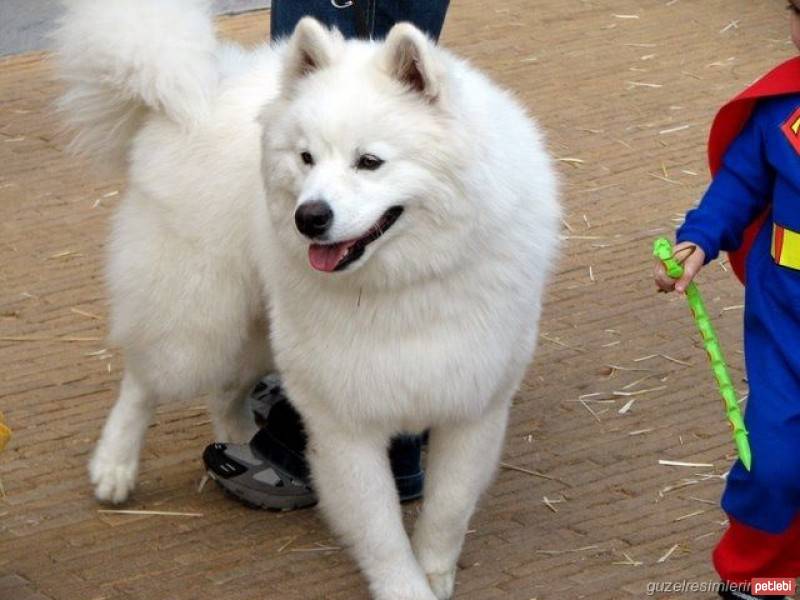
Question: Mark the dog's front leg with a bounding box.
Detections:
[305,417,437,600]
[411,400,511,600]
[90,370,156,504]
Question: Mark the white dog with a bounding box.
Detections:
[56,2,560,598]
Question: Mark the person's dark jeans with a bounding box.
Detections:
[270,0,450,42]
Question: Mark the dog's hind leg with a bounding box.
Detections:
[207,379,260,443]
[207,328,270,443]
[89,370,156,504]
[411,399,512,600]
[305,419,437,600]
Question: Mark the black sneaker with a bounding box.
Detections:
[203,435,316,511]
[204,374,425,510]
[249,373,287,428]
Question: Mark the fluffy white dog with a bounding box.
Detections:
[56,2,560,598]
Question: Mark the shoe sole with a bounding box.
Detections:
[207,469,318,512]
[207,469,423,511]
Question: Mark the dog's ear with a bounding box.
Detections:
[283,17,338,88]
[383,23,441,101]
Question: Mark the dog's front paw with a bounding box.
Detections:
[412,535,456,599]
[89,452,137,504]
[371,572,438,600]
[426,569,456,600]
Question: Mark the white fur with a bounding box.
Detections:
[55,0,220,173]
[256,19,561,600]
[56,4,560,598]
[56,0,278,503]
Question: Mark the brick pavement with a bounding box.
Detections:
[0,2,793,599]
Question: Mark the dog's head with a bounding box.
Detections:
[260,18,472,284]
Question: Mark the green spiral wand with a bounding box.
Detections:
[653,238,752,471]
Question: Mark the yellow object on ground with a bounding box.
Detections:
[0,412,10,453]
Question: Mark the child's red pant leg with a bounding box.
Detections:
[713,515,800,584]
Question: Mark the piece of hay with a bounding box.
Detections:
[721,304,744,312]
[579,399,604,423]
[613,552,644,567]
[48,250,83,260]
[629,428,654,436]
[633,353,691,367]
[674,510,706,522]
[290,543,341,553]
[613,386,667,397]
[649,173,681,185]
[542,495,566,513]
[536,545,601,556]
[659,460,714,468]
[719,21,739,34]
[560,234,605,241]
[621,374,660,390]
[500,462,571,487]
[688,496,717,506]
[540,333,586,353]
[657,544,680,563]
[1,336,102,343]
[626,81,663,89]
[277,535,298,553]
[97,509,203,517]
[606,364,652,373]
[71,308,103,320]
[659,124,691,135]
[84,348,109,357]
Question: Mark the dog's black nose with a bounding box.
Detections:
[295,200,333,238]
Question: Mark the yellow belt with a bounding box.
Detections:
[772,223,800,271]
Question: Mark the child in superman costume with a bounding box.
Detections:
[654,5,800,599]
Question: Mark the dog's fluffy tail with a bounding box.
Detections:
[54,0,219,172]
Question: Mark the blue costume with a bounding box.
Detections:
[679,94,800,533]
[677,92,800,582]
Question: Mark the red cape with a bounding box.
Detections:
[707,56,800,284]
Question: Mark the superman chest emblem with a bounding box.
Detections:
[781,106,800,155]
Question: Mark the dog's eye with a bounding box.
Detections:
[356,154,384,171]
[300,151,314,166]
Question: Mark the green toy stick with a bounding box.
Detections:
[653,238,752,471]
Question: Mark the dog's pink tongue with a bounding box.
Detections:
[308,242,350,272]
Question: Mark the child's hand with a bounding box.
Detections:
[653,241,706,293]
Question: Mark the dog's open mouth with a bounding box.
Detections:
[308,206,404,273]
